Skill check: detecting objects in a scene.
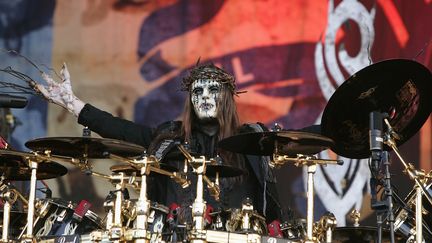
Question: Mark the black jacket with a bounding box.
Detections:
[78,104,282,222]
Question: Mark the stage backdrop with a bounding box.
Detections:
[0,0,431,226]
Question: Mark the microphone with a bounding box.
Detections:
[369,111,383,173]
[0,94,28,108]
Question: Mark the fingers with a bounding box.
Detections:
[61,62,71,83]
[35,83,49,97]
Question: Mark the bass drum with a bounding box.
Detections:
[20,198,102,238]
[394,183,432,241]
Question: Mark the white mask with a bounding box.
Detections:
[190,79,221,120]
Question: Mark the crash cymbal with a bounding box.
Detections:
[206,164,245,178]
[332,226,405,243]
[25,137,145,158]
[110,163,178,175]
[0,154,67,180]
[218,131,334,156]
[321,59,432,159]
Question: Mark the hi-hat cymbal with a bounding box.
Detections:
[321,59,432,159]
[25,137,146,158]
[0,153,67,180]
[206,164,245,178]
[218,131,334,156]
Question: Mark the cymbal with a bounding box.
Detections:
[25,137,145,158]
[0,154,67,180]
[321,59,432,159]
[332,226,405,243]
[110,163,178,175]
[206,164,245,178]
[218,131,334,156]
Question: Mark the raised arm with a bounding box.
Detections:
[35,63,85,117]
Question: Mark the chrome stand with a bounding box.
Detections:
[134,158,151,243]
[272,154,343,242]
[305,164,316,242]
[22,160,38,241]
[177,145,220,243]
[415,185,423,243]
[383,118,431,243]
[106,153,190,242]
[0,182,18,242]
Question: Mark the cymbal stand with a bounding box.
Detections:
[110,172,127,241]
[132,156,152,243]
[106,153,190,242]
[177,145,220,243]
[21,158,38,241]
[273,151,343,243]
[0,179,19,242]
[383,118,432,243]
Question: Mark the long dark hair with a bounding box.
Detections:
[181,64,244,171]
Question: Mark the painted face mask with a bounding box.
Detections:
[190,79,221,120]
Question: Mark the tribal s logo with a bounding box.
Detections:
[312,0,376,226]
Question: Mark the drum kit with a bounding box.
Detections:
[0,59,430,242]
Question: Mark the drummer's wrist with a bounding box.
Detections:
[68,97,85,117]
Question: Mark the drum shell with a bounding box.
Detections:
[24,198,102,237]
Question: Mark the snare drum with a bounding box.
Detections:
[21,198,102,237]
[394,183,432,241]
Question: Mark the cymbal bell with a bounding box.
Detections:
[0,153,67,180]
[321,59,432,159]
[218,131,334,156]
[25,137,146,158]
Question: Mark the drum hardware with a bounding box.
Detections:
[382,118,432,243]
[224,199,267,235]
[319,59,432,243]
[313,212,337,243]
[271,153,342,243]
[348,209,360,227]
[394,182,432,242]
[122,199,137,227]
[0,151,51,241]
[0,181,19,242]
[106,153,189,242]
[177,144,221,243]
[269,150,342,243]
[218,127,340,242]
[280,219,306,240]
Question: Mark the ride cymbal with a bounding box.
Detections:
[321,59,432,158]
[218,130,334,156]
[25,137,146,158]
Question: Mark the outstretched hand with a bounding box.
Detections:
[35,63,84,117]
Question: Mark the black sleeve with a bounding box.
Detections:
[77,103,154,148]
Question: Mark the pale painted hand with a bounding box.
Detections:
[36,63,85,117]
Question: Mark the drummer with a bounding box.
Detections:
[34,62,284,224]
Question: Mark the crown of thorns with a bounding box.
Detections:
[181,63,237,94]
